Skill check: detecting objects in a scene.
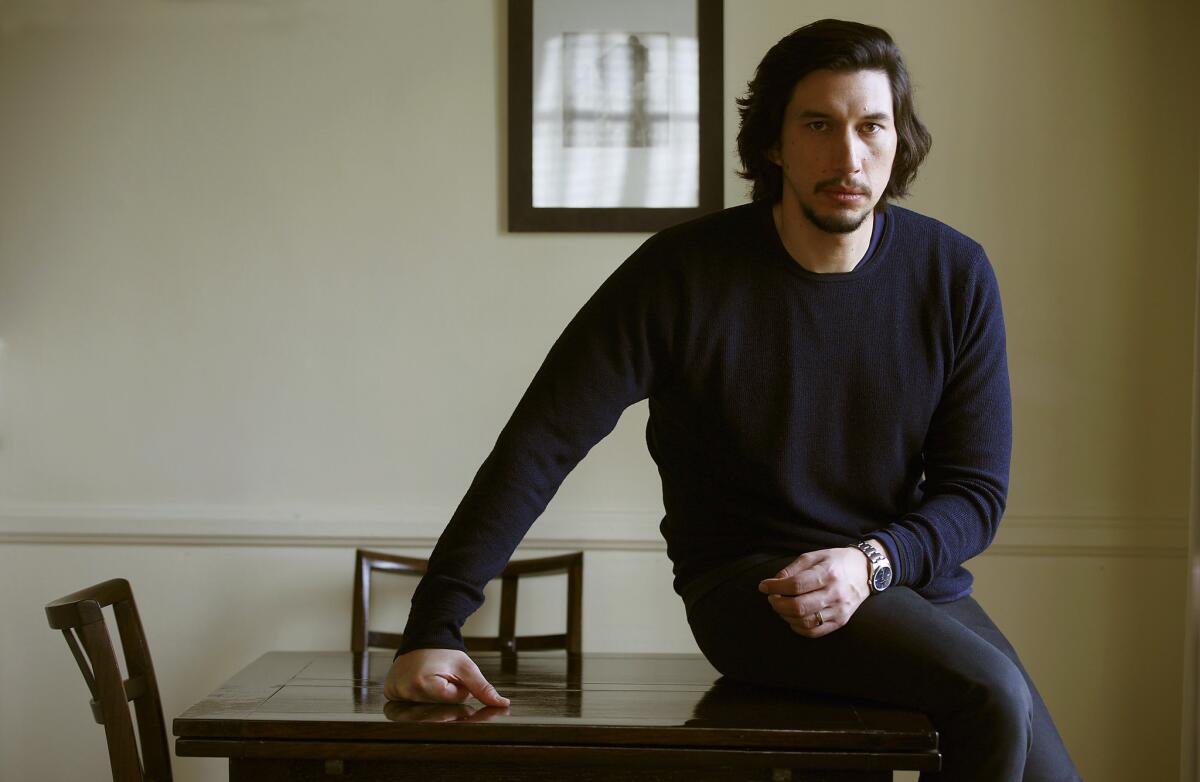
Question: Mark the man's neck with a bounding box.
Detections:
[771,201,875,274]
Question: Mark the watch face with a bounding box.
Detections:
[872,566,892,591]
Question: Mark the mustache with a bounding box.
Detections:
[814,178,872,196]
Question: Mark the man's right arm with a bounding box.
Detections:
[387,236,680,700]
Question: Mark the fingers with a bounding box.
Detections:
[385,674,456,704]
[766,590,831,619]
[784,605,844,638]
[454,662,511,708]
[426,674,472,703]
[758,571,824,596]
[772,599,847,638]
[768,592,838,628]
[385,667,462,703]
[758,552,826,596]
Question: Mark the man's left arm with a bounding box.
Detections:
[761,250,1011,635]
[874,249,1011,590]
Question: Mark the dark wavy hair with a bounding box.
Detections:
[736,19,932,206]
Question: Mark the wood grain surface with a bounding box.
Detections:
[174,651,938,780]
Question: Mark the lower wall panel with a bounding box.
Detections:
[2,542,1184,782]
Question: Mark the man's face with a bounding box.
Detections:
[768,69,898,234]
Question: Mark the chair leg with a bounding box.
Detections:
[499,576,518,654]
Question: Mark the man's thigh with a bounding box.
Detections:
[684,556,1023,715]
[686,556,1080,781]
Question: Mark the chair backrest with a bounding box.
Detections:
[45,578,171,782]
[352,549,583,656]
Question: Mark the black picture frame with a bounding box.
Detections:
[507,0,723,233]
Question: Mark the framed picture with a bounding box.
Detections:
[507,0,723,233]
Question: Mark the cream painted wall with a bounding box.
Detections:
[1183,105,1200,782]
[1,1,1197,781]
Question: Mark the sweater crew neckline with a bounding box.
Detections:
[759,200,893,283]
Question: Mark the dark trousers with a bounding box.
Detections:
[685,556,1081,782]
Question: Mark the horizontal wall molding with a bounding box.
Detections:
[0,503,1187,558]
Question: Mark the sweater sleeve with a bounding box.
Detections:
[874,249,1012,590]
[397,240,675,654]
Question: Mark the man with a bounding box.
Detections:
[386,19,1080,782]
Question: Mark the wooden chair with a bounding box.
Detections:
[45,578,171,782]
[351,549,583,656]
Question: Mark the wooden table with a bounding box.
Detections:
[174,651,939,781]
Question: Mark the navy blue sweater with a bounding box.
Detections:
[399,201,1011,653]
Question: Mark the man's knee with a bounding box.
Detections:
[960,656,1033,749]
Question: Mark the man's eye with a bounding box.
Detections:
[861,123,882,134]
[806,121,827,131]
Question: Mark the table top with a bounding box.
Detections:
[173,651,937,756]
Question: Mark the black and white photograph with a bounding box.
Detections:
[508,0,723,231]
[561,31,669,150]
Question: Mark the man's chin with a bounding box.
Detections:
[800,203,872,235]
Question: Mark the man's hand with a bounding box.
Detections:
[384,648,510,707]
[757,546,872,638]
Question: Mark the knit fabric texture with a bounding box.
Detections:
[399,201,1012,653]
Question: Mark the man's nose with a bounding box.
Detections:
[830,130,865,174]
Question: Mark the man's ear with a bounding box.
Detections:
[766,144,781,166]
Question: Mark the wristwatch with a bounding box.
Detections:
[855,540,893,593]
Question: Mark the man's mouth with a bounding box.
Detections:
[821,185,868,196]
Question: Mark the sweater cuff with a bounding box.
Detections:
[870,531,903,587]
[396,613,468,657]
[394,641,465,660]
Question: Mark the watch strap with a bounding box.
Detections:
[854,540,892,593]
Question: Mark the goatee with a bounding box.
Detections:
[800,202,872,234]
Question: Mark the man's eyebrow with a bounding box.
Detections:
[797,110,893,121]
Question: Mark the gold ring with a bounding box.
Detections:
[814,610,824,626]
